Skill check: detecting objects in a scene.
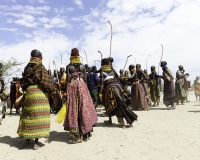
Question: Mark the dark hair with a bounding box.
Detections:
[129,64,135,70]
[101,58,109,66]
[136,64,141,68]
[160,61,167,67]
[71,48,79,56]
[108,57,114,63]
[119,69,124,74]
[124,70,129,75]
[31,49,43,60]
[47,70,52,76]
[90,66,97,72]
[151,65,155,71]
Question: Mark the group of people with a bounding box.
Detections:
[0,48,193,150]
[0,64,7,125]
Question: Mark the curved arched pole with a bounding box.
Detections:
[48,59,51,71]
[158,44,164,74]
[60,54,62,65]
[108,21,113,58]
[52,61,62,98]
[98,50,103,61]
[123,55,132,71]
[84,50,88,65]
[80,56,84,64]
[135,58,137,64]
[93,60,96,67]
[146,55,151,70]
[94,60,101,67]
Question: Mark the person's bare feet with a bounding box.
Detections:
[33,143,40,150]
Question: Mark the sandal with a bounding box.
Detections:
[69,133,82,144]
[104,120,112,125]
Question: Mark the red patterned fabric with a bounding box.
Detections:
[64,72,98,134]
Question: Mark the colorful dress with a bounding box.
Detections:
[63,72,98,141]
[101,67,138,125]
[17,60,54,139]
[129,72,148,110]
[194,79,200,96]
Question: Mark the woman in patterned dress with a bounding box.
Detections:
[17,49,55,150]
[63,48,98,143]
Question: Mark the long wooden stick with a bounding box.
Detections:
[94,60,101,67]
[108,21,112,58]
[84,50,88,65]
[146,55,151,70]
[158,44,164,74]
[123,55,132,71]
[48,59,51,71]
[60,55,62,65]
[98,50,103,61]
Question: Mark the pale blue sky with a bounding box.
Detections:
[0,0,200,82]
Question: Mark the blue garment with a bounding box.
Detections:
[162,65,168,71]
[87,72,100,90]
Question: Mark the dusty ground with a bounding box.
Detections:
[0,91,200,160]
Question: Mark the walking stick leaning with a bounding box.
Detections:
[158,44,164,92]
[108,21,113,58]
[146,55,151,70]
[123,55,132,71]
[48,59,51,71]
[84,50,88,65]
[158,44,164,75]
[98,51,103,61]
[60,55,63,65]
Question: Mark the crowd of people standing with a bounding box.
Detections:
[0,48,195,150]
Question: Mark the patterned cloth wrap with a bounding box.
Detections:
[89,89,98,103]
[17,85,50,138]
[17,58,54,139]
[24,62,54,94]
[104,82,138,125]
[64,72,98,135]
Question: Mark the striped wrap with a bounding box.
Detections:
[17,85,50,139]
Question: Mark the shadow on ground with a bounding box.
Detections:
[0,136,44,150]
[188,110,200,113]
[149,107,169,110]
[48,131,69,144]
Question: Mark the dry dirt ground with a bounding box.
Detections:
[0,91,200,160]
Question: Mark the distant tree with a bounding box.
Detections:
[0,57,24,88]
